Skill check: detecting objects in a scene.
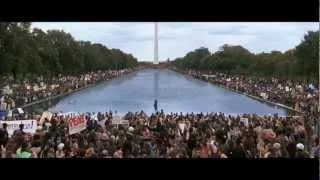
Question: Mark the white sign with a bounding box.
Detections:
[118,120,129,125]
[285,86,290,92]
[17,108,24,114]
[178,123,186,132]
[68,115,87,135]
[112,115,129,125]
[112,120,129,125]
[112,115,121,124]
[0,120,37,136]
[39,111,53,125]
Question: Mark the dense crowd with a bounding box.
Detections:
[0,110,319,158]
[0,69,133,111]
[179,69,319,134]
[0,67,318,158]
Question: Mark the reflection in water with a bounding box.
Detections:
[26,69,290,116]
[154,70,159,100]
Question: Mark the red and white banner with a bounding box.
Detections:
[68,115,87,135]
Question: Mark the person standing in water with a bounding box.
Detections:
[154,99,158,112]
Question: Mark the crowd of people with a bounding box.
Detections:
[0,110,319,158]
[0,69,133,111]
[176,69,319,133]
[0,67,318,158]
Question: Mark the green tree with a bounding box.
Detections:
[295,31,319,80]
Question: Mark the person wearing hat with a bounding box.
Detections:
[295,143,310,158]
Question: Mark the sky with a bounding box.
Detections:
[32,22,318,62]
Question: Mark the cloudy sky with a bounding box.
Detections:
[32,22,318,61]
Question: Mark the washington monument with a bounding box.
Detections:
[153,22,159,65]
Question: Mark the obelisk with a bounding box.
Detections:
[153,22,159,65]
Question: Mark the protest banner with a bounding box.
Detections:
[39,111,53,125]
[112,115,121,124]
[0,120,37,137]
[112,116,129,128]
[68,115,86,135]
[118,120,129,125]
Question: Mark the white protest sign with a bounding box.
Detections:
[39,111,53,125]
[118,120,129,125]
[112,115,121,124]
[68,115,87,135]
[178,123,186,132]
[0,120,37,136]
[17,108,24,114]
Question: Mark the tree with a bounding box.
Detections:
[0,22,139,77]
[295,31,319,80]
[172,30,319,80]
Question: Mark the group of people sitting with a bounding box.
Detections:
[0,110,319,158]
[0,69,133,111]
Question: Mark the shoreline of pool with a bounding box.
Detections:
[169,68,301,114]
[20,69,139,109]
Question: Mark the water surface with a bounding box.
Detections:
[40,69,288,115]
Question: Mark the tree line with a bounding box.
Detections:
[0,22,139,79]
[172,31,319,81]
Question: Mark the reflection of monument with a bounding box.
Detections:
[153,71,159,99]
[153,22,159,65]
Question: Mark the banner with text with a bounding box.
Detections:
[0,120,37,136]
[68,115,87,135]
